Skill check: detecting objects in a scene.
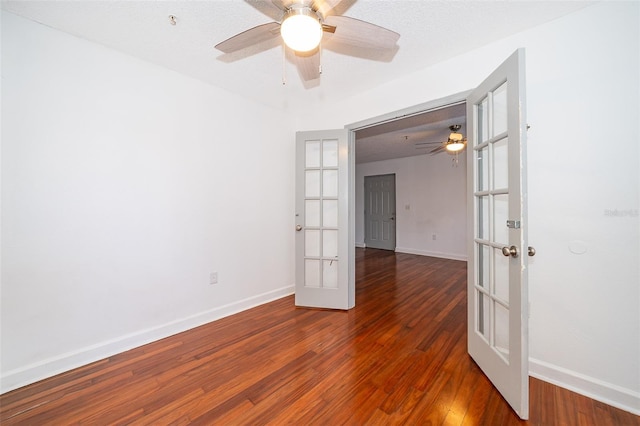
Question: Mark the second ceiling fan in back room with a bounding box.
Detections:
[215,0,400,82]
[415,124,468,166]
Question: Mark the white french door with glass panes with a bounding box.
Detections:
[467,49,531,419]
[292,51,530,416]
[295,130,353,310]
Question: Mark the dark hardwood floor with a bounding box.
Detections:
[1,249,638,425]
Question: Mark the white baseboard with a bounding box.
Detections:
[395,246,467,261]
[0,285,294,394]
[5,288,638,417]
[355,242,366,248]
[530,357,640,416]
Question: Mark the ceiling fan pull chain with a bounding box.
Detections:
[319,42,323,75]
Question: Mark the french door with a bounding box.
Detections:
[467,48,531,419]
[294,129,354,309]
[293,48,531,418]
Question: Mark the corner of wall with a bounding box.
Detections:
[0,286,294,394]
[530,358,640,416]
[395,247,468,262]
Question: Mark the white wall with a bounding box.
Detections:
[300,1,640,414]
[356,153,467,260]
[1,12,296,392]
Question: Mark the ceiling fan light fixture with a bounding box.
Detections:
[446,141,466,152]
[280,7,323,52]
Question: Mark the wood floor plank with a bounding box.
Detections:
[1,248,638,425]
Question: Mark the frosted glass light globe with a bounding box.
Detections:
[446,142,466,152]
[281,10,322,52]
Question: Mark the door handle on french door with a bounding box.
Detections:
[296,225,302,231]
[501,246,519,258]
[528,246,536,257]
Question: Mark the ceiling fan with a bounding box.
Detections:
[415,125,467,155]
[214,0,400,81]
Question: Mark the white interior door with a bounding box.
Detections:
[364,174,396,251]
[295,129,354,310]
[466,49,530,419]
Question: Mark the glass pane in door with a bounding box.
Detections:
[493,194,509,244]
[494,250,510,303]
[478,97,490,143]
[478,196,489,239]
[493,138,509,190]
[323,170,338,197]
[305,259,320,288]
[493,82,508,136]
[305,140,320,167]
[305,200,320,227]
[305,170,320,198]
[494,301,510,360]
[322,139,338,167]
[478,244,490,289]
[322,230,338,257]
[477,146,489,191]
[323,200,338,227]
[305,230,320,257]
[478,290,490,339]
[323,260,338,288]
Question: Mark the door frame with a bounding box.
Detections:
[345,91,471,283]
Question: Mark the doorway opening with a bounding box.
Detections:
[349,92,470,264]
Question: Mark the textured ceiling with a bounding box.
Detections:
[2,0,594,110]
[355,102,466,164]
[2,0,594,163]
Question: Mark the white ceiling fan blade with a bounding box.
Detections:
[272,0,294,11]
[244,0,285,20]
[323,15,399,50]
[415,141,444,146]
[321,0,356,16]
[312,0,346,17]
[292,48,321,81]
[215,22,281,53]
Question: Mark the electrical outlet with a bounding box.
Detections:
[209,272,218,285]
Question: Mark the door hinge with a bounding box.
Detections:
[506,220,521,229]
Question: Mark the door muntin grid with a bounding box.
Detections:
[304,139,339,289]
[473,81,511,363]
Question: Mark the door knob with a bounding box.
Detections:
[501,246,519,258]
[296,225,302,231]
[528,246,536,257]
